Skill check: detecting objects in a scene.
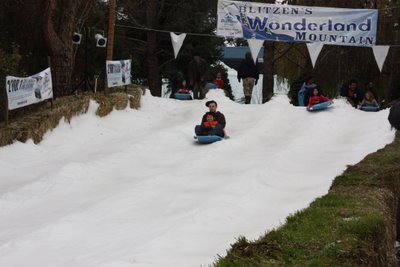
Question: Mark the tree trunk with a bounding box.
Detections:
[261,0,276,103]
[388,47,400,102]
[51,49,74,97]
[105,0,116,94]
[146,0,161,97]
[263,41,275,103]
[43,0,76,97]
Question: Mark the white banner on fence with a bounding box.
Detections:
[217,0,378,47]
[372,45,390,72]
[106,59,132,88]
[170,32,187,59]
[6,68,53,110]
[306,42,324,68]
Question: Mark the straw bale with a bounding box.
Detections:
[0,86,143,147]
[110,93,129,110]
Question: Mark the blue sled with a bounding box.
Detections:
[360,106,379,112]
[196,135,223,144]
[174,93,192,100]
[307,101,333,112]
[206,83,218,89]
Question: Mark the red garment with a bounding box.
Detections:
[177,88,190,94]
[201,112,226,128]
[213,79,224,89]
[307,95,331,108]
[203,121,218,127]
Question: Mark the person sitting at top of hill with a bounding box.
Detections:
[307,87,332,109]
[298,76,317,106]
[176,80,191,94]
[169,71,185,99]
[213,71,225,89]
[365,81,379,100]
[360,91,379,109]
[340,80,365,108]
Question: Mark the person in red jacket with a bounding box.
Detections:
[175,80,193,100]
[176,80,191,94]
[213,72,225,89]
[202,113,219,127]
[307,87,332,109]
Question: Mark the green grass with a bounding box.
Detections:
[215,133,400,267]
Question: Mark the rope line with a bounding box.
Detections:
[116,24,400,46]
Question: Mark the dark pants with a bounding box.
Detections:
[195,124,224,137]
[192,82,206,99]
[347,96,359,108]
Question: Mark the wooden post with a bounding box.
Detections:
[105,0,116,95]
[94,75,99,93]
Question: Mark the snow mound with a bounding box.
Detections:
[0,91,395,267]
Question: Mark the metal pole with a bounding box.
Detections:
[105,0,116,95]
[94,75,99,93]
[337,48,341,95]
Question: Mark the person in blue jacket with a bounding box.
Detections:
[298,77,317,106]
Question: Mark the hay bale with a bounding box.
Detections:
[109,84,143,110]
[126,86,143,109]
[110,92,129,110]
[0,128,16,146]
[93,94,113,117]
[0,85,143,147]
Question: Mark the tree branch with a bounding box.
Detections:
[273,43,295,63]
[283,54,306,70]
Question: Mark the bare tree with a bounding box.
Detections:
[146,0,161,97]
[261,0,276,103]
[44,0,95,97]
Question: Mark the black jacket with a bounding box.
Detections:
[389,100,400,131]
[237,59,259,81]
[188,59,208,84]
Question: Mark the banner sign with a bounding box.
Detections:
[217,0,378,47]
[6,68,53,110]
[106,59,132,88]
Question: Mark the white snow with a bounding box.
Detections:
[0,90,395,267]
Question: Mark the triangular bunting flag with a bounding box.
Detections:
[247,39,264,64]
[372,46,390,72]
[170,32,187,59]
[306,42,324,68]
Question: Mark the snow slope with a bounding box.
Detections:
[0,90,395,267]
